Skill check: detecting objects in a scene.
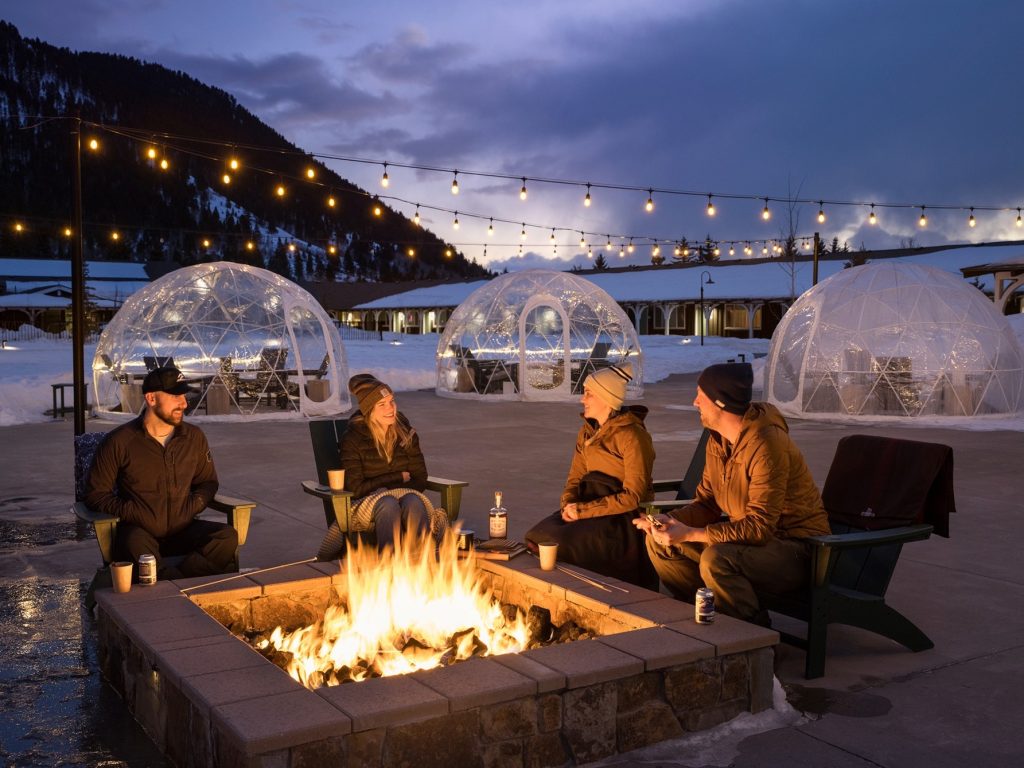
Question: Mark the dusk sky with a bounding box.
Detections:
[4,0,1023,270]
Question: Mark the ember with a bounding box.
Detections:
[256,531,534,688]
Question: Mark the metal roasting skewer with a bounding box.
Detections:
[528,552,629,593]
[178,557,319,592]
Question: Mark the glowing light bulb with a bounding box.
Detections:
[202,238,211,248]
[761,199,771,221]
[817,203,826,224]
[453,213,460,229]
[714,246,721,257]
[968,208,976,227]
[306,167,316,179]
[606,236,612,250]
[63,227,72,237]
[645,189,654,212]
[587,248,593,259]
[674,245,681,257]
[619,247,625,258]
[246,241,255,250]
[706,195,716,217]
[414,206,420,226]
[762,245,768,255]
[146,146,157,160]
[328,244,337,255]
[407,248,415,257]
[276,184,286,197]
[652,243,660,256]
[288,243,296,252]
[579,232,586,247]
[111,230,120,241]
[14,222,23,232]
[88,138,99,150]
[919,207,928,227]
[729,245,735,256]
[627,239,635,254]
[520,224,527,240]
[488,219,494,237]
[868,205,877,225]
[520,178,527,200]
[222,173,231,185]
[229,158,239,170]
[451,172,459,195]
[159,158,169,170]
[683,247,690,257]
[381,163,389,188]
[584,184,592,207]
[373,202,382,217]
[445,248,452,258]
[550,229,556,243]
[327,195,336,208]
[1017,209,1023,227]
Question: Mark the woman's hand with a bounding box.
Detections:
[561,503,580,522]
[401,471,411,483]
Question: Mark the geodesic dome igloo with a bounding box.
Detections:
[93,261,349,418]
[436,269,642,401]
[766,261,1023,418]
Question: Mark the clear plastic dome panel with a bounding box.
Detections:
[766,262,1023,418]
[93,261,349,419]
[437,269,643,401]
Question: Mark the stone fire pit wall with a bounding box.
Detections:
[95,557,778,768]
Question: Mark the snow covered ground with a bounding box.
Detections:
[2,320,1022,430]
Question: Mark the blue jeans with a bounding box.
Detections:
[374,494,430,549]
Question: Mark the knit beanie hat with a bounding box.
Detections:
[585,362,634,411]
[697,362,753,415]
[348,373,393,417]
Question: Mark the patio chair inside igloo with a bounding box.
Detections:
[92,262,349,418]
[766,262,1023,418]
[436,269,642,401]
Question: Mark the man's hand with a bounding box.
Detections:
[633,512,670,533]
[561,503,580,522]
[643,516,707,547]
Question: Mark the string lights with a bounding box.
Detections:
[12,118,1022,270]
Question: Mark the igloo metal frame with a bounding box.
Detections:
[435,270,643,401]
[766,262,1023,418]
[93,262,349,419]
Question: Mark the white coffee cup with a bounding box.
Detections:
[327,468,346,491]
[538,542,558,571]
[111,561,133,593]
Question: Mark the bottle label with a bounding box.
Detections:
[489,514,507,539]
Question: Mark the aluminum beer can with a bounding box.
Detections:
[138,554,157,585]
[695,587,715,624]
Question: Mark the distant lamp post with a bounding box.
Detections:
[699,270,714,346]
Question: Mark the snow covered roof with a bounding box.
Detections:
[355,243,1024,309]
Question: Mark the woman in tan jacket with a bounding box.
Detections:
[525,363,657,587]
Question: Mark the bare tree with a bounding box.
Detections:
[776,177,804,301]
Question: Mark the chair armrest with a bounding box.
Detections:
[652,478,684,494]
[642,498,695,514]
[808,524,934,550]
[300,479,354,501]
[72,501,118,565]
[207,494,256,547]
[426,476,468,523]
[301,480,354,531]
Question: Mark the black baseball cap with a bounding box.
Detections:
[142,366,195,395]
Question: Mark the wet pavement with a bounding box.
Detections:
[2,373,1023,767]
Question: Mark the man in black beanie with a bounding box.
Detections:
[635,362,830,625]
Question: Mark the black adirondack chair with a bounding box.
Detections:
[72,431,254,610]
[302,418,468,540]
[642,428,711,514]
[760,434,954,678]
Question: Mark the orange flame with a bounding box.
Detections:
[260,530,529,687]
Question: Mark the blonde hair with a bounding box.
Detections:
[368,407,412,464]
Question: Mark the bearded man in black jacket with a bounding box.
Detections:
[84,366,237,580]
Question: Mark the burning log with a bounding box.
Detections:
[526,606,553,645]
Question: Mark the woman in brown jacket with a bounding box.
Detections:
[317,374,432,558]
[525,363,657,587]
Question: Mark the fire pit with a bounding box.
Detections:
[96,542,778,767]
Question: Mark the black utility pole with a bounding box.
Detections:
[812,231,821,287]
[70,118,87,436]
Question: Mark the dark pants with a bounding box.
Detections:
[646,537,811,621]
[374,494,430,550]
[525,511,658,590]
[115,519,238,580]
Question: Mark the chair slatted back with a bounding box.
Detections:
[74,432,109,502]
[822,434,953,597]
[677,428,711,500]
[309,418,349,485]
